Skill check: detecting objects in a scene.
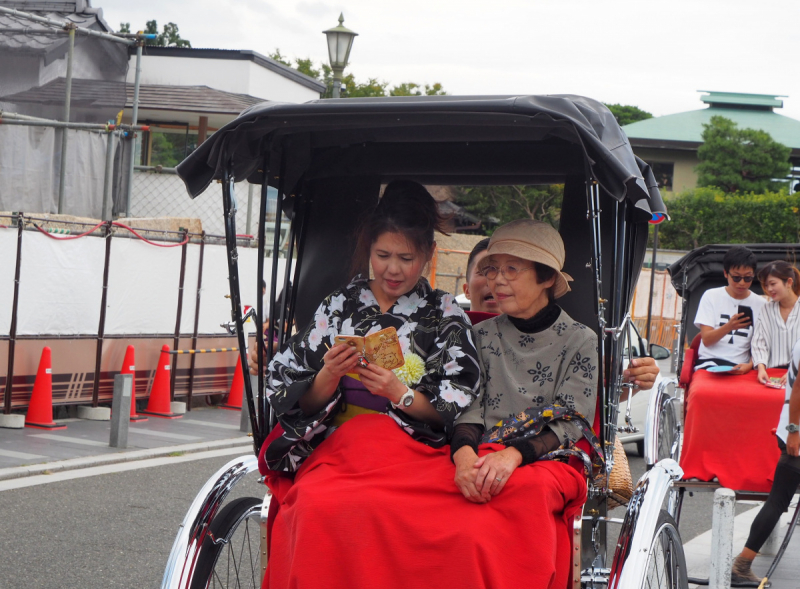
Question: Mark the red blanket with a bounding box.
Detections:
[264,414,586,589]
[680,368,785,492]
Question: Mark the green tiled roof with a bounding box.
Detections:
[623,93,800,149]
[699,91,784,108]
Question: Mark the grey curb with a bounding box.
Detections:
[0,436,255,481]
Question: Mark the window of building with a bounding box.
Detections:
[140,128,199,168]
[651,162,674,191]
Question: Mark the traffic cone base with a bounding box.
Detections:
[25,347,67,430]
[142,345,182,419]
[221,355,244,411]
[24,421,68,430]
[120,346,148,422]
[139,410,182,419]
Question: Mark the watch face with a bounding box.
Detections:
[788,424,800,433]
[402,391,414,407]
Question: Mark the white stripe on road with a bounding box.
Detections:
[182,419,239,431]
[29,434,107,447]
[128,428,200,441]
[0,449,48,460]
[0,446,252,491]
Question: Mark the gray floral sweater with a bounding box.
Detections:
[264,276,481,472]
[456,309,598,446]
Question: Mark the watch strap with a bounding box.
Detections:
[391,387,415,410]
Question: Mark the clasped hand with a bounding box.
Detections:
[453,446,522,504]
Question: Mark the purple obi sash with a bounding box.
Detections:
[340,376,389,412]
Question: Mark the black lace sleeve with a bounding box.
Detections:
[450,423,483,461]
[506,428,561,466]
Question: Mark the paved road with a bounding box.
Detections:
[0,445,738,589]
[0,451,264,589]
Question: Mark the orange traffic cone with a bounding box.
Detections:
[141,345,182,419]
[25,347,66,430]
[221,355,244,410]
[120,345,147,422]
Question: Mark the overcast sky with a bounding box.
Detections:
[97,0,800,121]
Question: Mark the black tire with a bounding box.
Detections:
[642,511,689,589]
[190,496,264,589]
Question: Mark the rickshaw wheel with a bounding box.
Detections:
[190,496,264,589]
[657,396,681,464]
[642,511,688,589]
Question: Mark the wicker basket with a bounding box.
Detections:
[599,438,634,510]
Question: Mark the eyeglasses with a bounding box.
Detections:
[478,264,533,281]
[730,275,755,283]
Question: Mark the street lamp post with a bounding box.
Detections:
[323,13,358,98]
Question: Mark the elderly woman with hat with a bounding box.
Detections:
[452,219,601,503]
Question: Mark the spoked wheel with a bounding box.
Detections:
[642,511,688,589]
[657,396,681,463]
[190,496,264,589]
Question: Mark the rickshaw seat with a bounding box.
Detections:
[679,334,701,390]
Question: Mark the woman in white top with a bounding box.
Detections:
[752,260,800,385]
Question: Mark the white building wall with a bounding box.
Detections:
[126,55,320,103]
[246,61,319,104]
[126,55,251,94]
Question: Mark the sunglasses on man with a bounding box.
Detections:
[729,275,754,283]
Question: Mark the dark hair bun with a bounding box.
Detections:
[350,181,449,278]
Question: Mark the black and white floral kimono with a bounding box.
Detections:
[264,275,481,472]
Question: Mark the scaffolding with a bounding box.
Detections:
[0,4,154,217]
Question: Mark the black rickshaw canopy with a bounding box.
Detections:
[177,94,666,220]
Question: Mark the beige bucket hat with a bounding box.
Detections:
[483,219,573,299]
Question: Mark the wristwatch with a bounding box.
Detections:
[786,423,800,434]
[391,387,415,410]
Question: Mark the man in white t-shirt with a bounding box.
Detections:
[694,246,766,373]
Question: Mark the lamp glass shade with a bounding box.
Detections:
[323,15,358,70]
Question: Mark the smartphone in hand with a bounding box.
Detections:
[737,305,754,327]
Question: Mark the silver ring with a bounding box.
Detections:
[495,476,502,482]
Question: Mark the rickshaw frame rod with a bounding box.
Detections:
[221,165,261,453]
[255,154,270,437]
[265,152,286,440]
[3,213,24,414]
[160,454,261,589]
[266,155,285,363]
[672,480,770,502]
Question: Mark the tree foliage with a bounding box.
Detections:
[658,187,800,250]
[604,103,653,126]
[118,21,191,47]
[457,185,564,233]
[696,116,791,194]
[268,49,445,99]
